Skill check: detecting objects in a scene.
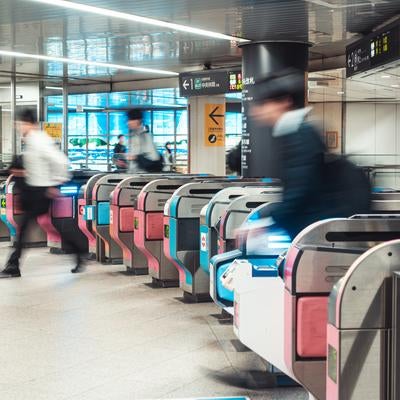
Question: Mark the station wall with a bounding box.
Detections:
[345,102,400,188]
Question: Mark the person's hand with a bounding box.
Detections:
[126,155,136,161]
[46,187,61,199]
[9,168,25,177]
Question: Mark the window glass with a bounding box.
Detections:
[88,112,107,137]
[109,112,128,136]
[109,92,130,108]
[47,112,63,123]
[87,93,107,107]
[68,113,87,136]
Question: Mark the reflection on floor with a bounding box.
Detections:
[0,244,307,400]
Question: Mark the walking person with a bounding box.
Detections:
[162,142,175,172]
[126,109,163,173]
[1,109,86,278]
[112,134,127,170]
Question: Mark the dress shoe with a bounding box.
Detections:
[0,264,21,278]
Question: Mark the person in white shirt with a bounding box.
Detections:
[1,109,85,278]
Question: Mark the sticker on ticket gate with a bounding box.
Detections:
[200,232,208,252]
[85,206,94,221]
[110,209,113,224]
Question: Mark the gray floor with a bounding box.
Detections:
[0,243,307,400]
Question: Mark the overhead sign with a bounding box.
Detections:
[179,69,242,97]
[204,103,225,147]
[346,22,400,77]
[43,122,62,140]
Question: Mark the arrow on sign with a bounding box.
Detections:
[209,106,224,125]
[183,80,190,90]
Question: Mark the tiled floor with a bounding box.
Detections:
[0,243,307,400]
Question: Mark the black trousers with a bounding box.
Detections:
[7,187,84,268]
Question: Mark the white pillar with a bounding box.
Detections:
[189,95,226,175]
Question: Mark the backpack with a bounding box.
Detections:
[136,153,164,173]
[322,155,371,216]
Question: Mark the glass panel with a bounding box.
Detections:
[226,112,242,150]
[68,113,87,136]
[87,136,109,166]
[152,110,175,149]
[109,112,128,136]
[152,88,176,106]
[67,40,87,76]
[68,136,87,166]
[109,92,130,108]
[47,112,63,123]
[87,93,107,108]
[131,90,152,105]
[68,94,87,107]
[88,112,107,137]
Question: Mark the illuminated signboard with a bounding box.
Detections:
[346,22,400,77]
[179,68,242,97]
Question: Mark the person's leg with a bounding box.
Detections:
[1,211,33,277]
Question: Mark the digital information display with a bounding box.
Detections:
[346,23,400,77]
[179,69,242,97]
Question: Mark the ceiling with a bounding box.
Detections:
[0,0,399,86]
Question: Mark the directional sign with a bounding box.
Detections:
[346,21,400,77]
[43,122,62,139]
[179,69,242,97]
[205,103,225,147]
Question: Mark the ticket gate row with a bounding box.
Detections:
[163,179,280,301]
[221,215,400,399]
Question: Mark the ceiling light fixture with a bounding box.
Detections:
[382,75,391,78]
[45,86,63,90]
[0,49,179,76]
[391,84,400,88]
[26,0,249,43]
[337,91,345,95]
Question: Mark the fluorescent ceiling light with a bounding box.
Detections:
[0,86,11,89]
[391,84,400,88]
[337,91,345,95]
[45,86,63,90]
[382,75,391,78]
[26,0,249,43]
[0,49,178,76]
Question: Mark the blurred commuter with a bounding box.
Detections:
[1,109,86,278]
[227,140,242,175]
[126,109,163,173]
[162,142,175,172]
[112,134,127,170]
[250,70,371,239]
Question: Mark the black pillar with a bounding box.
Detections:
[241,41,309,178]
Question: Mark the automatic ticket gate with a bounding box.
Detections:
[47,170,98,254]
[78,173,106,257]
[92,173,130,263]
[134,177,209,286]
[4,175,47,247]
[199,186,280,277]
[163,180,274,301]
[209,194,282,311]
[109,175,162,274]
[233,216,400,400]
[327,239,400,400]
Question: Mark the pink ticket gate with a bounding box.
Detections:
[77,173,106,257]
[134,177,196,286]
[92,173,130,264]
[283,216,400,399]
[109,175,161,274]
